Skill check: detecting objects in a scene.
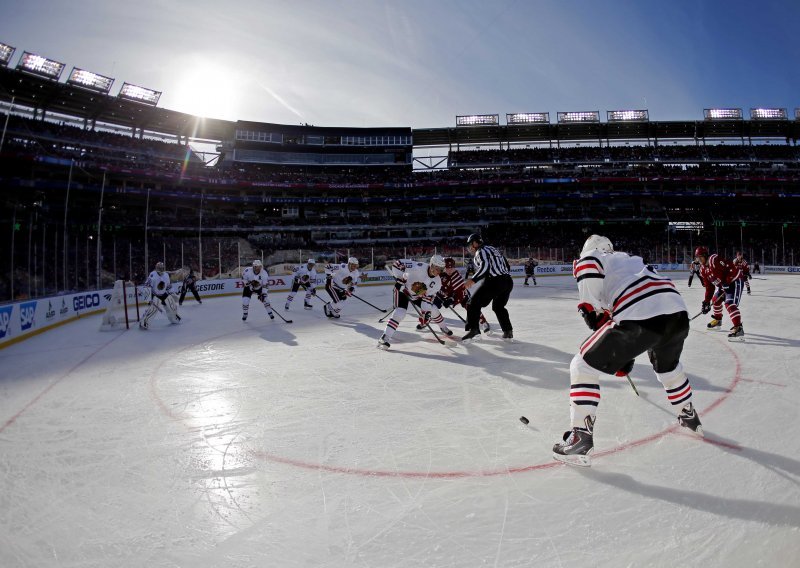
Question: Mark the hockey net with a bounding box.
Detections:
[99,280,141,331]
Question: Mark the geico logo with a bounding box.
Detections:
[20,306,35,328]
[539,266,556,273]
[196,283,225,292]
[73,293,101,311]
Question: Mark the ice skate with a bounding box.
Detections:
[553,417,595,467]
[139,321,149,330]
[304,302,313,310]
[284,303,291,311]
[707,318,722,330]
[678,402,704,436]
[502,330,514,341]
[416,323,426,330]
[268,312,275,320]
[377,335,390,350]
[324,304,334,319]
[461,329,481,343]
[727,325,745,342]
[441,327,454,337]
[242,314,247,321]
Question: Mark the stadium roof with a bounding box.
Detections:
[2,66,798,147]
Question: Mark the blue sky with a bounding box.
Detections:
[2,0,799,128]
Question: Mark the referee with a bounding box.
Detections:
[463,234,514,341]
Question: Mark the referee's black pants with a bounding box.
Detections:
[467,274,513,333]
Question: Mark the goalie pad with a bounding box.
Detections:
[164,294,181,324]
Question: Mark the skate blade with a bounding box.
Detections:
[727,336,745,342]
[376,343,390,351]
[553,452,592,468]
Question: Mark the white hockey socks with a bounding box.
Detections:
[569,354,601,429]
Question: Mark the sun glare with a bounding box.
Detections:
[171,62,239,120]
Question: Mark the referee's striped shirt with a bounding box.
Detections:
[472,244,511,281]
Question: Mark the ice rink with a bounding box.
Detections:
[1,274,799,567]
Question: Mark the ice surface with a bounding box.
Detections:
[1,275,798,567]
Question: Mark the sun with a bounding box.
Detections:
[170,60,239,120]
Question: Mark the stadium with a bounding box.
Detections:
[2,30,800,568]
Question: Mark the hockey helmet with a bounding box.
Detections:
[429,254,446,270]
[252,259,263,267]
[307,258,316,265]
[155,261,165,274]
[466,233,483,246]
[580,235,613,257]
[444,257,456,269]
[694,246,709,259]
[347,257,359,268]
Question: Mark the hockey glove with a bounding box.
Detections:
[347,286,355,296]
[615,359,635,377]
[442,296,454,308]
[701,301,711,314]
[578,304,609,331]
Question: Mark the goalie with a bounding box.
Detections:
[139,262,181,330]
[377,255,453,349]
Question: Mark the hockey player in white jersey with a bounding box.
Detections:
[241,260,275,321]
[377,255,453,349]
[323,257,361,319]
[140,261,180,329]
[552,235,702,467]
[285,258,318,311]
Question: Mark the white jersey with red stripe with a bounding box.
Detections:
[391,261,442,302]
[573,250,687,322]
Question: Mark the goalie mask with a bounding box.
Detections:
[580,235,613,257]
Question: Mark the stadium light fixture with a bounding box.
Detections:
[67,67,114,94]
[17,51,65,80]
[0,42,15,67]
[607,109,649,122]
[456,114,499,127]
[507,112,550,125]
[703,108,742,121]
[750,107,787,121]
[557,111,600,124]
[118,82,161,106]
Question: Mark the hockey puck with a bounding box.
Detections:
[519,416,529,425]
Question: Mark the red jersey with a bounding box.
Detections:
[440,270,468,306]
[701,254,742,301]
[733,258,750,278]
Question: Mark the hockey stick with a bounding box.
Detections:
[272,309,292,324]
[623,374,640,397]
[751,276,767,280]
[689,311,704,321]
[405,295,445,345]
[350,292,388,313]
[449,305,467,323]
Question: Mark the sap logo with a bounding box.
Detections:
[73,293,101,311]
[538,266,556,273]
[20,301,37,331]
[0,306,12,338]
[46,302,56,320]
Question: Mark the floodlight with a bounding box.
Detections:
[0,42,15,67]
[703,108,742,120]
[456,114,499,127]
[118,82,161,106]
[557,111,600,123]
[68,67,114,94]
[750,108,787,120]
[17,51,65,80]
[607,109,649,122]
[507,112,549,125]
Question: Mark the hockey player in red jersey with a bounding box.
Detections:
[552,235,702,467]
[695,246,745,340]
[417,257,490,333]
[733,251,752,295]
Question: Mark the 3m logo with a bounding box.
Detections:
[0,306,12,339]
[20,301,37,331]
